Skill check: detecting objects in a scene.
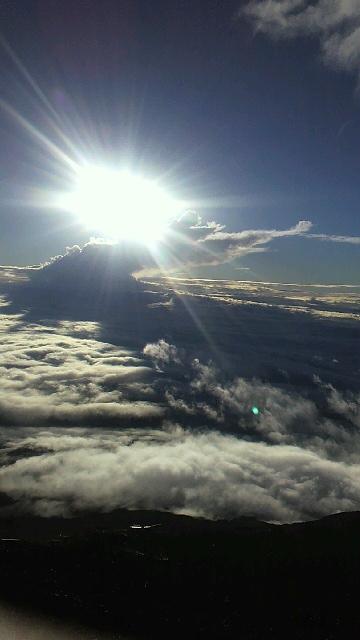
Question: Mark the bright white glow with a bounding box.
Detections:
[59,166,180,245]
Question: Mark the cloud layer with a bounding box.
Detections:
[2,425,360,523]
[0,248,359,524]
[0,318,162,428]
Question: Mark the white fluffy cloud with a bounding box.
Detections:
[0,316,163,427]
[143,339,182,367]
[2,426,360,523]
[243,0,360,76]
[0,323,360,523]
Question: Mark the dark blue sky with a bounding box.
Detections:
[0,0,359,283]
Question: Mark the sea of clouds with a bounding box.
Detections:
[0,241,359,523]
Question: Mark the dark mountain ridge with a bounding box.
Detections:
[1,509,360,639]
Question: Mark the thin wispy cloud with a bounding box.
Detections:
[196,219,313,263]
[242,0,360,78]
[307,232,360,244]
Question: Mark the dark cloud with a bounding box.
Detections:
[31,240,152,289]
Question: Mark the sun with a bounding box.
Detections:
[59,165,180,245]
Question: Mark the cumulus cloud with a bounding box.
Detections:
[242,0,360,78]
[31,240,151,289]
[143,342,360,460]
[143,339,182,366]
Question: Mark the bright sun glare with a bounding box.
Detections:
[60,166,180,245]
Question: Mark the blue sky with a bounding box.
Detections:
[0,0,359,283]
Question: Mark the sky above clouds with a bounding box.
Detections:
[0,0,359,283]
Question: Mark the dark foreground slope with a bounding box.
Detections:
[1,509,360,639]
